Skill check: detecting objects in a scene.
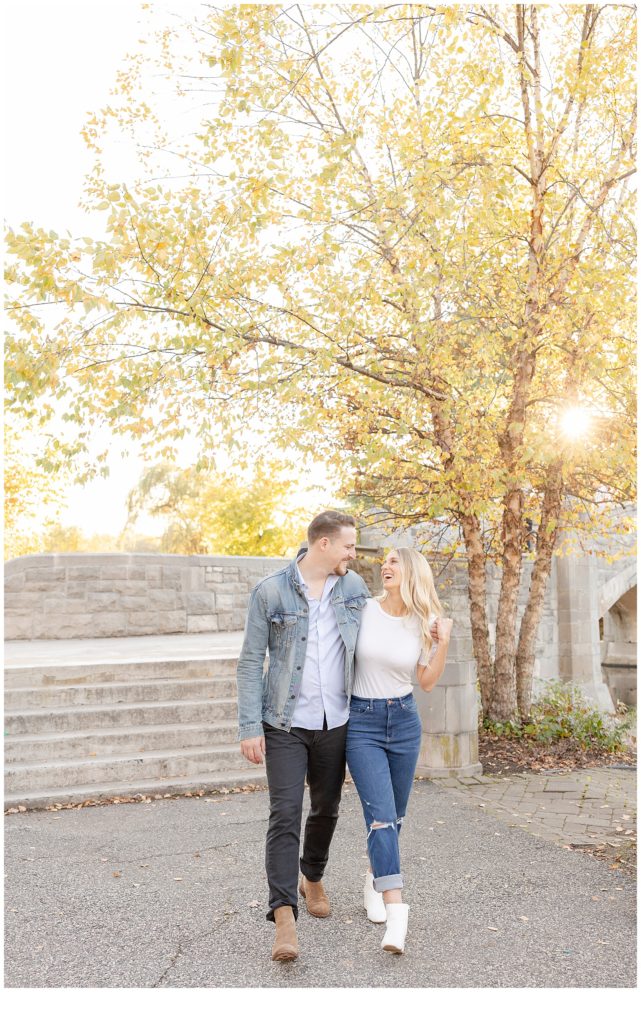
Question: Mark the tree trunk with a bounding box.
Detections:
[490,489,524,720]
[489,6,546,723]
[460,511,494,716]
[516,460,564,717]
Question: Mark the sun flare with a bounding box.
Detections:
[560,407,591,439]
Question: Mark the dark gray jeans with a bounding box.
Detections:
[263,719,347,922]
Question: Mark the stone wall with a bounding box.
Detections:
[430,555,560,683]
[4,547,384,642]
[4,554,289,640]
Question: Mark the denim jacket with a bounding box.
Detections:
[236,557,370,740]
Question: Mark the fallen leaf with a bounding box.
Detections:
[248,900,259,908]
[113,872,121,878]
[519,916,529,921]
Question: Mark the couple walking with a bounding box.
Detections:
[236,510,452,961]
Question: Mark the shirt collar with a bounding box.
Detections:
[296,555,339,595]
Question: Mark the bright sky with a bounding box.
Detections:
[4,0,336,538]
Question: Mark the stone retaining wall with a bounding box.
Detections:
[4,548,384,642]
[4,554,289,640]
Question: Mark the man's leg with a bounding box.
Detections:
[263,723,310,922]
[300,721,347,882]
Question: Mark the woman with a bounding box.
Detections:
[346,547,453,954]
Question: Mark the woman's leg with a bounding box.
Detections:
[385,697,423,893]
[346,704,402,893]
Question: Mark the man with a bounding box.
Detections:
[236,510,369,961]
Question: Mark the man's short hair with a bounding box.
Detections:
[307,510,356,545]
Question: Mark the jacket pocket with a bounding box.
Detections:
[269,612,298,650]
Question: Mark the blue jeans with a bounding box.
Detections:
[346,694,422,893]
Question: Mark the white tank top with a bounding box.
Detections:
[353,598,436,699]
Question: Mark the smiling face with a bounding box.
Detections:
[381,549,403,591]
[320,526,357,576]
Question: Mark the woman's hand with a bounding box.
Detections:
[435,617,453,644]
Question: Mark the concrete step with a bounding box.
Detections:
[5,657,238,689]
[2,646,258,810]
[4,676,236,710]
[5,743,255,792]
[4,720,240,763]
[5,697,237,735]
[4,767,267,810]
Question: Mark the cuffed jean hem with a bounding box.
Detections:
[299,859,324,883]
[266,901,299,924]
[373,873,403,893]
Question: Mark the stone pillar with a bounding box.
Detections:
[415,559,482,778]
[556,553,615,713]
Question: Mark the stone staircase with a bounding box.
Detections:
[4,655,266,809]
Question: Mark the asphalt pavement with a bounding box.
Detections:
[4,777,636,988]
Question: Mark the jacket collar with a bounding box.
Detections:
[287,555,346,598]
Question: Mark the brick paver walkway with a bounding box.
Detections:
[433,767,637,847]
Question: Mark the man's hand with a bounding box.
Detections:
[240,736,266,765]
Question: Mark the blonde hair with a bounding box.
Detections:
[378,547,444,654]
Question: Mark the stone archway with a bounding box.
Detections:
[600,581,637,708]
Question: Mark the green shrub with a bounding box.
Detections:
[482,682,633,752]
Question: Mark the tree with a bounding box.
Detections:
[6,5,636,720]
[3,421,64,559]
[125,461,308,557]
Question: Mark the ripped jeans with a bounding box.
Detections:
[346,694,422,893]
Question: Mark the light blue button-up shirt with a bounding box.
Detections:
[291,559,349,730]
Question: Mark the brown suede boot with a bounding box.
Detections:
[299,876,330,918]
[271,906,299,961]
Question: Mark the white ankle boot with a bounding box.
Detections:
[381,903,409,953]
[363,871,386,923]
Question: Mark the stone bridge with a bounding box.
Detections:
[3,537,636,807]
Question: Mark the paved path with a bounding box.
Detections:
[432,767,636,848]
[5,775,636,987]
[4,632,244,667]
